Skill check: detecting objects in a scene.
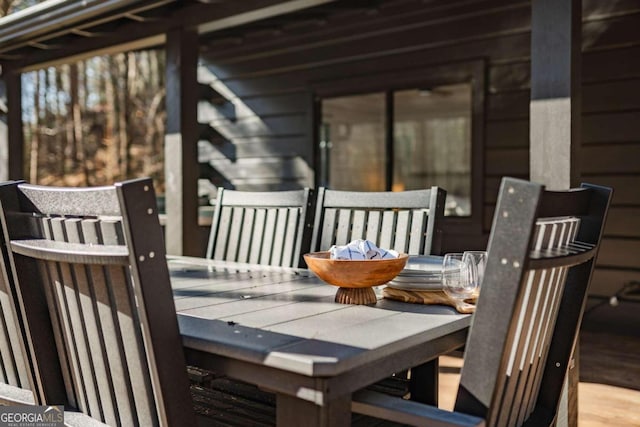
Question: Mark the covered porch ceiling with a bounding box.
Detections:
[0,0,378,71]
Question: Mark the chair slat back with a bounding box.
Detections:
[493,217,579,427]
[0,179,196,427]
[455,178,611,427]
[206,188,314,267]
[311,187,446,255]
[0,182,65,406]
[0,231,33,394]
[24,246,153,425]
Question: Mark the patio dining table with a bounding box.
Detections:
[168,255,471,427]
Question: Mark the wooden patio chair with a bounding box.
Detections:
[310,186,446,255]
[206,187,314,268]
[0,178,197,426]
[352,177,612,427]
[310,186,446,401]
[0,203,38,405]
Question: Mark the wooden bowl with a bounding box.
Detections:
[303,252,409,288]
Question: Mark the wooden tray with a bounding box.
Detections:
[382,288,476,314]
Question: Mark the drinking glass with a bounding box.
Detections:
[442,253,478,300]
[463,251,487,291]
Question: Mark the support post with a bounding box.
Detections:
[3,69,24,180]
[0,75,7,182]
[165,28,200,256]
[530,1,581,426]
[530,0,581,190]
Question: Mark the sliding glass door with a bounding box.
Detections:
[320,82,472,216]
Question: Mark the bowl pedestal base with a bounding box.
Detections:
[334,287,377,305]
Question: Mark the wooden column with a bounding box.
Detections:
[530,0,581,190]
[0,76,7,182]
[530,1,581,427]
[2,69,24,180]
[165,28,200,256]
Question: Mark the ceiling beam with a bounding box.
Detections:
[0,0,174,50]
[0,0,175,57]
[190,0,337,34]
[17,35,165,72]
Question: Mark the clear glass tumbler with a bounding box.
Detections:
[442,253,478,300]
[463,250,487,292]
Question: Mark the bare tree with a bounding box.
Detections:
[21,48,167,190]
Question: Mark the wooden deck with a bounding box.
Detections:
[439,357,640,427]
[578,298,640,426]
[440,298,640,426]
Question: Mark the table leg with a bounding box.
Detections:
[409,358,439,405]
[276,393,351,427]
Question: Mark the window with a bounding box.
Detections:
[314,61,484,231]
[394,84,471,216]
[320,93,386,192]
[320,83,472,216]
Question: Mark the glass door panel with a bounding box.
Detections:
[393,83,472,216]
[321,93,386,191]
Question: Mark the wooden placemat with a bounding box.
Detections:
[382,288,476,314]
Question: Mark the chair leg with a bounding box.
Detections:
[409,358,439,405]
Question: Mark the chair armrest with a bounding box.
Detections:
[64,412,110,427]
[352,390,485,427]
[0,383,35,405]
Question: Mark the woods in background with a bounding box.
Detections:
[21,51,167,191]
[2,2,168,191]
[0,0,36,16]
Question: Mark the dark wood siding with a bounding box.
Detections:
[198,0,640,297]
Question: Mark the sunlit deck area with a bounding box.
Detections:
[439,298,640,427]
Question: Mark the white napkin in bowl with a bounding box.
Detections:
[329,239,399,260]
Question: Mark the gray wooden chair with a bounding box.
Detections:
[310,187,446,255]
[206,187,314,268]
[352,177,612,427]
[310,186,447,402]
[0,209,38,405]
[0,178,197,426]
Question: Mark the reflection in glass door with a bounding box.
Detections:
[319,82,472,216]
[320,93,386,191]
[394,83,471,216]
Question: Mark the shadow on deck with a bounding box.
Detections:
[580,298,640,391]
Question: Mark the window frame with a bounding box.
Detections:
[312,60,486,237]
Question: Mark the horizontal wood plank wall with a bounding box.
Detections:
[198,0,640,296]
